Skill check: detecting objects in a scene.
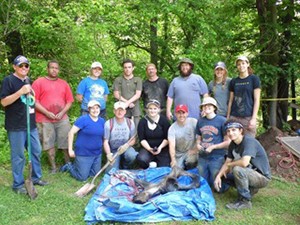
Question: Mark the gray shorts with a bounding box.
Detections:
[37,119,71,150]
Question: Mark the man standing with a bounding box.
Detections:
[142,63,169,114]
[0,55,47,195]
[214,120,271,210]
[168,104,198,169]
[103,101,137,171]
[113,59,142,128]
[166,58,209,120]
[32,60,74,173]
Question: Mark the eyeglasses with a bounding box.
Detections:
[18,64,29,69]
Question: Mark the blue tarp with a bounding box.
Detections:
[84,167,216,224]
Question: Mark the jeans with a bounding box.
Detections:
[229,166,270,200]
[198,154,229,192]
[69,155,102,181]
[136,147,171,169]
[106,147,138,172]
[8,129,42,189]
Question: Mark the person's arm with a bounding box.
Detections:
[127,90,142,106]
[76,94,83,103]
[158,139,168,152]
[249,88,261,128]
[227,155,251,168]
[205,135,231,153]
[227,91,234,119]
[166,96,173,121]
[168,138,176,167]
[35,101,56,120]
[1,84,31,107]
[56,102,72,120]
[68,125,80,158]
[214,157,233,192]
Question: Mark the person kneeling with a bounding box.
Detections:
[60,100,105,181]
[214,120,271,210]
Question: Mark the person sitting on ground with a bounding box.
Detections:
[136,99,171,169]
[214,119,271,210]
[60,100,105,181]
[196,97,230,191]
[103,101,138,172]
[168,104,198,169]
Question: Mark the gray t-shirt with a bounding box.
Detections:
[168,117,197,159]
[208,77,231,117]
[104,117,135,153]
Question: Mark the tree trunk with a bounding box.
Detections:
[150,17,158,66]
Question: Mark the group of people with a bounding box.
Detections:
[0,54,271,211]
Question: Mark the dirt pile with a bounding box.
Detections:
[257,126,300,182]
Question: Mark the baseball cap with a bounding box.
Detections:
[146,99,161,108]
[13,55,30,66]
[87,100,101,108]
[175,104,188,113]
[114,101,127,110]
[200,97,218,110]
[235,56,249,65]
[214,61,227,70]
[91,62,103,69]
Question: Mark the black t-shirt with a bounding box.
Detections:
[227,135,271,179]
[0,74,36,131]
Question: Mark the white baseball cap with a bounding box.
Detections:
[91,62,103,69]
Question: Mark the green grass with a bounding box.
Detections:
[0,164,299,225]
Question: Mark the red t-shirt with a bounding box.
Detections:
[32,77,74,122]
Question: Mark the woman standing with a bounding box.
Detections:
[136,99,170,168]
[227,56,261,137]
[60,100,105,181]
[208,62,231,117]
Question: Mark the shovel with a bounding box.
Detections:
[24,93,38,200]
[75,134,136,197]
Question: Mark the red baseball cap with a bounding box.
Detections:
[175,104,188,113]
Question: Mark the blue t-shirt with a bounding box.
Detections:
[195,115,226,156]
[74,115,105,156]
[167,74,208,119]
[229,74,260,117]
[76,77,110,110]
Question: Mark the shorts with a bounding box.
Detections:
[37,119,71,150]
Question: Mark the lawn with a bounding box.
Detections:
[0,164,299,225]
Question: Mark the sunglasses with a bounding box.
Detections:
[18,64,29,68]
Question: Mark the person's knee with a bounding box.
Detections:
[232,166,247,179]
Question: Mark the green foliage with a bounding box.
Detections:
[0,112,10,164]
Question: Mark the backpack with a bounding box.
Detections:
[109,117,132,132]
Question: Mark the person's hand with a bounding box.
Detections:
[170,159,177,167]
[119,143,130,155]
[249,118,257,129]
[106,153,115,164]
[46,111,56,120]
[151,147,161,155]
[214,176,222,192]
[166,111,173,121]
[205,145,215,153]
[19,84,31,95]
[128,103,135,108]
[55,111,64,120]
[68,149,75,158]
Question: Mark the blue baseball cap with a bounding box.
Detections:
[13,55,30,66]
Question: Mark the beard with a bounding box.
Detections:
[180,68,192,77]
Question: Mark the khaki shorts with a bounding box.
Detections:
[37,119,71,150]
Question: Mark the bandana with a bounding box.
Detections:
[225,122,243,130]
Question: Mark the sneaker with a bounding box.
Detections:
[13,187,28,195]
[60,162,72,172]
[33,180,49,186]
[49,168,57,174]
[226,198,252,210]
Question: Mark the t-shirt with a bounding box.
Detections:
[76,77,110,111]
[227,135,271,179]
[168,117,197,158]
[167,74,208,119]
[74,115,105,156]
[208,78,231,117]
[137,115,170,151]
[113,76,143,116]
[195,115,226,156]
[104,117,135,153]
[0,73,36,131]
[229,74,261,117]
[142,78,169,110]
[32,77,74,123]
